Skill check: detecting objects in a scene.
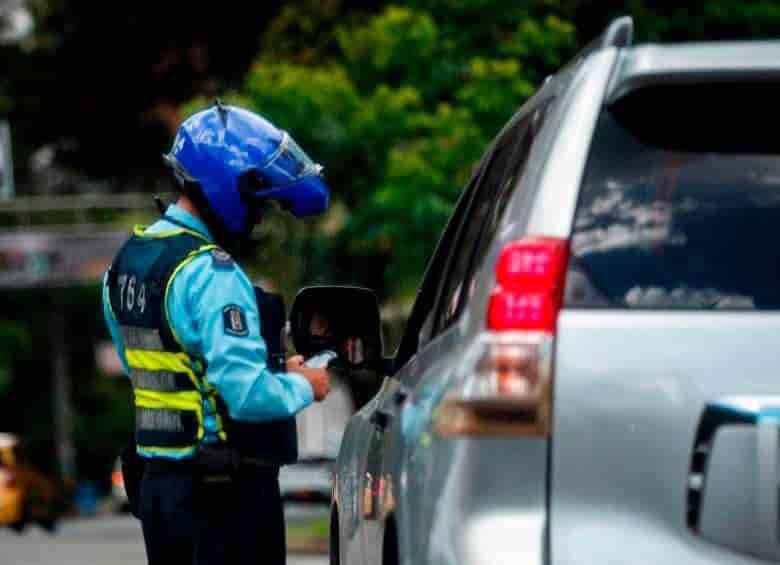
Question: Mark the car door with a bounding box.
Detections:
[355,173,478,564]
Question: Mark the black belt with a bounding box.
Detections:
[144,457,195,475]
[143,454,280,476]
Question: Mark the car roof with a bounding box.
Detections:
[608,41,780,103]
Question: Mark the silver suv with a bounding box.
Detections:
[328,16,780,565]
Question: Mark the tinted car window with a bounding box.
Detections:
[567,84,780,310]
[433,105,548,332]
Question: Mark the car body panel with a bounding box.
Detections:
[335,377,396,565]
[334,41,620,565]
[607,42,780,103]
[552,310,780,564]
[523,48,617,241]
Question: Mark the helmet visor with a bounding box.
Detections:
[242,132,330,218]
[260,132,323,187]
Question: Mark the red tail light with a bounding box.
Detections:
[488,237,569,333]
[436,237,569,438]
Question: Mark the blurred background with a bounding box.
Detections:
[1,0,780,558]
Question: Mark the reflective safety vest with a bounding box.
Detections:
[107,225,227,458]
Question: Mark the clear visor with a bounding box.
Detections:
[261,132,323,186]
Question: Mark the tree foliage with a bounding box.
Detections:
[224,1,576,297]
[6,1,780,297]
[223,0,780,298]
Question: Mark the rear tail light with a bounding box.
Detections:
[435,237,568,438]
[488,237,568,333]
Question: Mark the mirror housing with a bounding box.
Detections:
[290,286,386,408]
[290,285,383,362]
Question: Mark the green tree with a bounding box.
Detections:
[224,1,576,298]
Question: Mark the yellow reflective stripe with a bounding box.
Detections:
[203,385,227,440]
[125,349,197,378]
[163,244,218,350]
[134,389,202,412]
[162,245,228,441]
[127,349,225,441]
[132,224,209,242]
[204,382,229,441]
[139,446,197,457]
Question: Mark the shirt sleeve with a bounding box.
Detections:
[102,272,130,376]
[166,252,314,422]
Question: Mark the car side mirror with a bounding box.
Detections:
[289,286,388,407]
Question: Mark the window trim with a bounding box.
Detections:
[429,103,550,336]
[390,172,482,373]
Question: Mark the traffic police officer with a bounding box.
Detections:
[102,103,331,565]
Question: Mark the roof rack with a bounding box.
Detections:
[602,16,634,48]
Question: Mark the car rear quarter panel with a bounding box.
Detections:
[461,47,619,342]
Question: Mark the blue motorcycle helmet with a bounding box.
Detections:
[163,102,329,253]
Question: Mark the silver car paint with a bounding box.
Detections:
[551,311,780,564]
[607,41,780,103]
[333,46,620,565]
[523,48,617,240]
[462,47,619,344]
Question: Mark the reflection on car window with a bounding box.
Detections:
[568,102,780,310]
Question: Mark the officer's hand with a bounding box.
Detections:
[286,355,305,372]
[297,367,331,402]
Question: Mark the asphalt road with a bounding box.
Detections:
[0,515,328,565]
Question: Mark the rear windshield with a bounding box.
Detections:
[566,83,780,310]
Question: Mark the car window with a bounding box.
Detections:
[567,83,780,310]
[392,174,480,371]
[432,104,549,334]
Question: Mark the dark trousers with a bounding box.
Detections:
[139,465,286,565]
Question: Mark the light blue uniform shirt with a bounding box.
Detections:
[102,204,314,449]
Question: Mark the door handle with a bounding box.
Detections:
[370,407,393,430]
[393,385,410,406]
[370,385,411,429]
